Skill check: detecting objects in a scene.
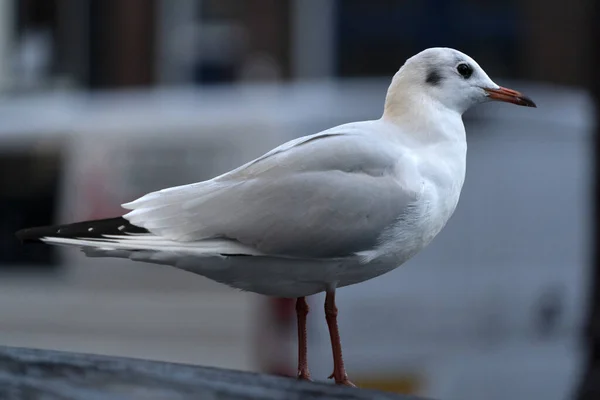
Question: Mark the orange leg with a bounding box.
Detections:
[296,297,311,380]
[324,289,356,387]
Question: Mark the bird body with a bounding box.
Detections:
[20,115,465,298]
[16,48,536,385]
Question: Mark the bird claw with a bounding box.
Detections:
[328,372,356,387]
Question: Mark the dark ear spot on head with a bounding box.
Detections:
[426,69,443,86]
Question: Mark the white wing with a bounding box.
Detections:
[123,122,420,258]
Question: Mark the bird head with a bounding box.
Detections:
[385,47,536,115]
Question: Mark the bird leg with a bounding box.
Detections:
[324,289,356,387]
[296,296,311,380]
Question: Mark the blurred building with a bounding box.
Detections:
[9,0,592,90]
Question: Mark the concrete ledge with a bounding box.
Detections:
[0,346,428,400]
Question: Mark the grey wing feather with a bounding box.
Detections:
[123,129,419,258]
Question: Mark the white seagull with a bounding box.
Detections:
[17,48,535,386]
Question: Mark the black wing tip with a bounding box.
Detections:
[15,226,46,243]
[15,223,75,243]
[15,217,149,245]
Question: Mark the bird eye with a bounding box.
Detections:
[456,63,473,79]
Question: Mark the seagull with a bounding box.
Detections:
[16,48,535,387]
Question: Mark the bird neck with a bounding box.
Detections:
[382,87,466,146]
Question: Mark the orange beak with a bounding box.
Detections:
[484,86,536,108]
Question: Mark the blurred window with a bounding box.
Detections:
[0,146,62,268]
[336,0,521,79]
[14,0,60,90]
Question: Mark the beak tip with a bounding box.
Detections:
[520,97,537,108]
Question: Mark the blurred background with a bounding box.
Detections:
[0,1,597,399]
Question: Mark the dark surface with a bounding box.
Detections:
[0,346,427,400]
